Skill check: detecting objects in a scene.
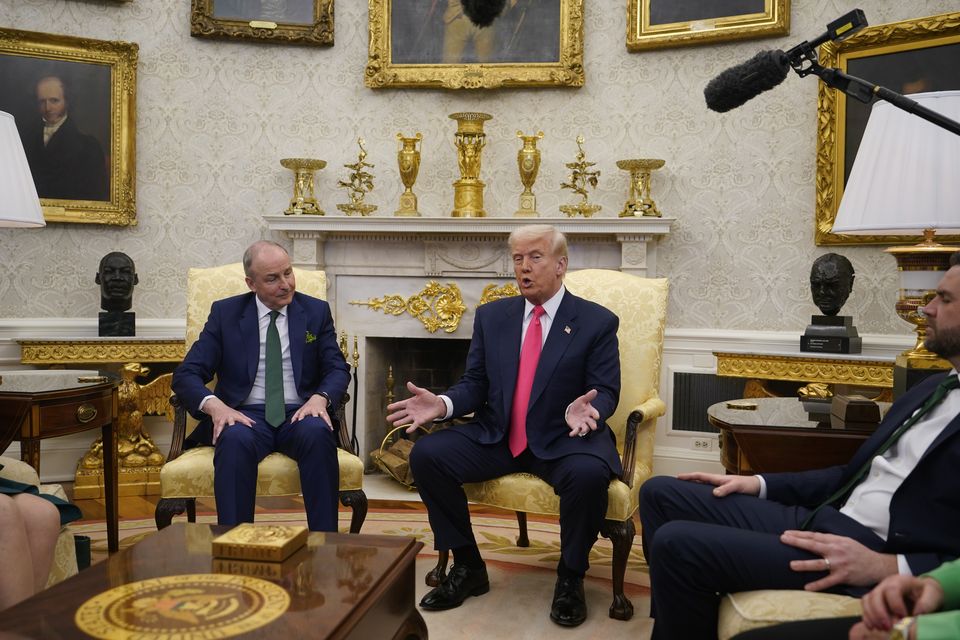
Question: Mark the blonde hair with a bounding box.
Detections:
[508,225,568,258]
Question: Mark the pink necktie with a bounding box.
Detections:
[509,305,545,457]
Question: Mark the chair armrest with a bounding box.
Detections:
[166,392,356,459]
[167,394,189,462]
[619,396,666,487]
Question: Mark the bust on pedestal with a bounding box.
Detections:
[97,252,137,337]
[801,253,862,354]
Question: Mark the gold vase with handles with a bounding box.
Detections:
[395,132,422,217]
[515,130,543,217]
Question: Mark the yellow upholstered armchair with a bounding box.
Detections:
[717,590,861,639]
[425,269,669,620]
[154,263,367,533]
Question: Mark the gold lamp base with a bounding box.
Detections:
[886,231,956,363]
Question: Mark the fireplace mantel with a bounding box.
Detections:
[264,215,673,278]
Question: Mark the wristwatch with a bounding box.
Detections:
[890,616,916,640]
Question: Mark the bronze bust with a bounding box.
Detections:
[810,253,855,317]
[96,252,138,313]
[96,252,137,336]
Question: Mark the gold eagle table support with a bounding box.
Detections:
[75,365,173,498]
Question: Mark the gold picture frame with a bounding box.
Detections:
[190,0,334,47]
[365,0,583,90]
[626,0,789,51]
[815,11,960,246]
[0,27,137,226]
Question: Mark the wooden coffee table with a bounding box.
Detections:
[0,523,427,639]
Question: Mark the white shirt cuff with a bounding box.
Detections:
[438,395,453,421]
[756,475,768,500]
[199,394,216,413]
[897,555,912,576]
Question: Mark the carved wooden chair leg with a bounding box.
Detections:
[515,511,530,547]
[426,550,449,587]
[339,489,368,533]
[155,498,191,529]
[602,518,636,620]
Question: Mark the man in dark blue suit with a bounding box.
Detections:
[641,252,960,640]
[172,241,350,532]
[387,225,621,627]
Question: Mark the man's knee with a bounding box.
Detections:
[216,424,256,452]
[649,520,705,561]
[409,432,446,474]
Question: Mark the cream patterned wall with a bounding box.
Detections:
[0,0,954,334]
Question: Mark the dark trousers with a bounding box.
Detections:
[213,404,339,531]
[410,428,611,574]
[639,476,886,640]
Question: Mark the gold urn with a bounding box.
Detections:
[449,112,492,218]
[281,158,326,215]
[617,158,665,218]
[515,130,544,217]
[395,132,422,217]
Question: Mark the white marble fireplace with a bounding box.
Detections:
[265,216,673,462]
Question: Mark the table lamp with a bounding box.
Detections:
[0,110,45,228]
[832,90,960,386]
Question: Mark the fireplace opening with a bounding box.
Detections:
[363,337,471,467]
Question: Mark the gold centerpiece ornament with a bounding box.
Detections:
[337,138,377,216]
[515,130,544,217]
[617,158,665,218]
[395,132,422,217]
[559,135,601,218]
[449,112,492,218]
[281,157,325,215]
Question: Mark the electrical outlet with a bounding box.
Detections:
[693,439,713,450]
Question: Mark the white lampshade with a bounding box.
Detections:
[832,90,960,235]
[0,110,45,228]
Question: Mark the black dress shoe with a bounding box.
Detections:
[550,576,587,627]
[419,563,490,611]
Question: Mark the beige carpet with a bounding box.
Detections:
[73,509,653,639]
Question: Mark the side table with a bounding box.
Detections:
[18,337,186,497]
[0,370,120,552]
[707,397,887,475]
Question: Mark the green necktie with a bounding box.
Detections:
[265,310,285,428]
[802,374,959,529]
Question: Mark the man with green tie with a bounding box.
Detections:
[172,241,350,531]
[640,252,960,640]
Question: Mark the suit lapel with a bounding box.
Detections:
[239,295,260,385]
[529,292,578,408]
[288,295,305,386]
[498,297,525,419]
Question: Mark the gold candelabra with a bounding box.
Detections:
[559,135,601,218]
[337,138,377,216]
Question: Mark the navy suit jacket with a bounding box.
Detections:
[444,290,623,475]
[765,373,960,575]
[172,291,350,447]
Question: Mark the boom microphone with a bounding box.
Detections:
[704,50,790,113]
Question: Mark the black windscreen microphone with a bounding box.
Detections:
[704,50,791,113]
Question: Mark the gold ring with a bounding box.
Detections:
[823,557,831,571]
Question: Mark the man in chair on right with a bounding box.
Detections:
[641,252,960,640]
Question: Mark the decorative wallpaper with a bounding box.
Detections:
[0,0,954,334]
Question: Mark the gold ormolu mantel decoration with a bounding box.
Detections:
[560,135,601,218]
[281,157,326,215]
[617,158,665,218]
[450,112,492,217]
[337,138,377,216]
[515,130,544,217]
[395,132,422,217]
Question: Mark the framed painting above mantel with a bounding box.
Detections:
[190,0,334,46]
[815,11,960,245]
[626,0,789,51]
[365,0,584,90]
[0,28,137,226]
